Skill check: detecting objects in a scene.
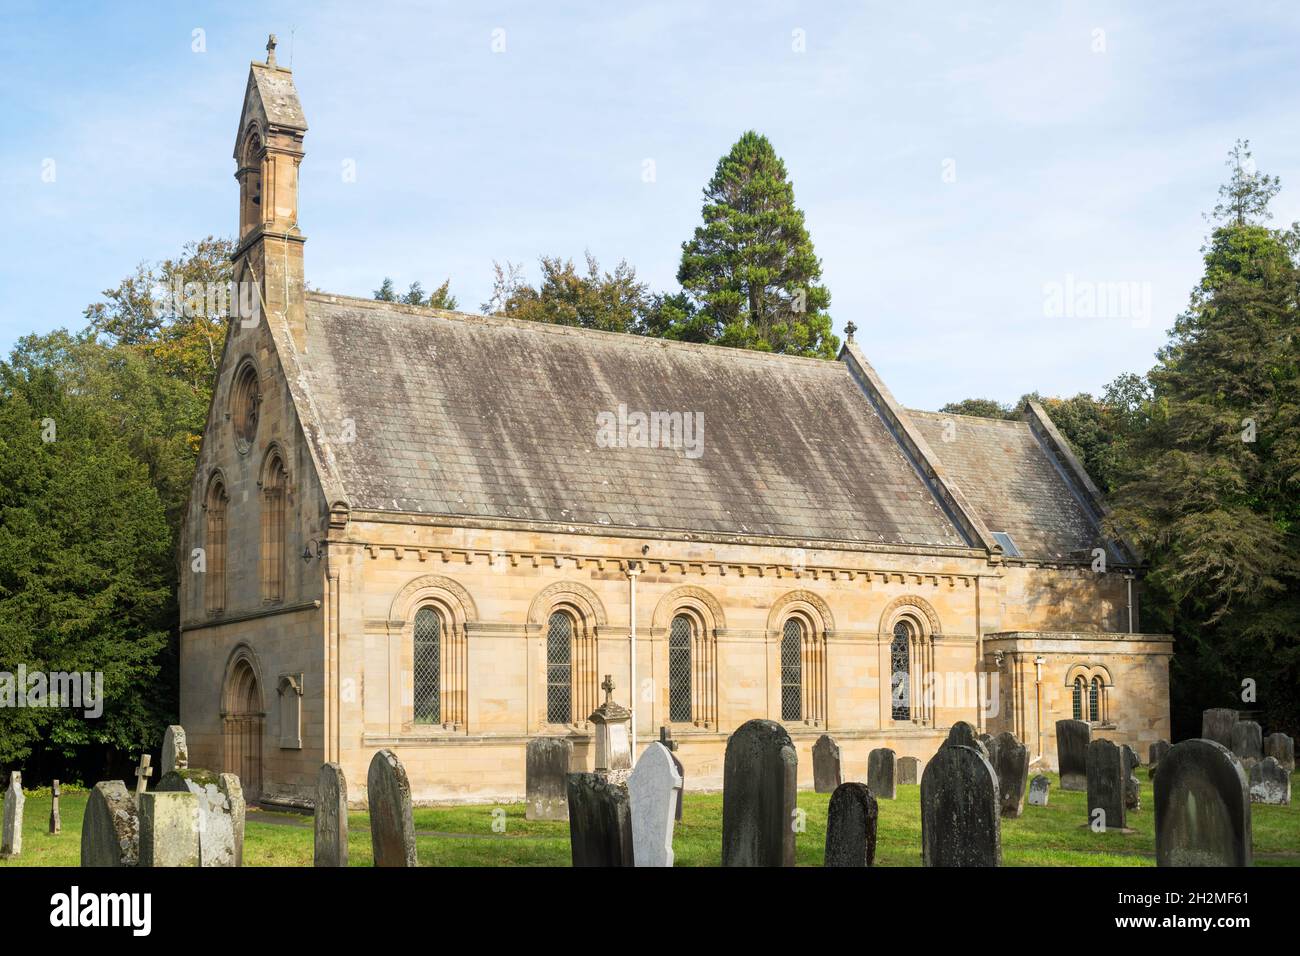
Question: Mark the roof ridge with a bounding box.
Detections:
[908,408,1028,427]
[305,291,844,370]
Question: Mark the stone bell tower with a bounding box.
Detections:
[232,35,308,351]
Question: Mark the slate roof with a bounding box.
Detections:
[907,410,1108,561]
[293,294,972,547]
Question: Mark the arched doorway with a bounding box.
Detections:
[222,651,264,802]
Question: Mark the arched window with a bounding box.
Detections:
[1072,676,1085,721]
[1089,676,1102,722]
[891,619,913,721]
[261,452,287,603]
[547,611,574,724]
[231,361,260,454]
[669,614,693,723]
[781,618,804,722]
[413,607,442,724]
[204,476,228,613]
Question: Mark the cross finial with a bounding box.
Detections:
[845,321,857,342]
[134,754,153,804]
[601,674,615,703]
[266,34,278,66]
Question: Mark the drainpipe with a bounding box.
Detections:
[1034,656,1045,761]
[1124,573,1135,633]
[626,561,641,757]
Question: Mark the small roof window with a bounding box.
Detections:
[991,531,1022,558]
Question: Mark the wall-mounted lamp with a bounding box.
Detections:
[302,539,324,562]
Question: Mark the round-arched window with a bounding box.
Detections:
[232,361,260,453]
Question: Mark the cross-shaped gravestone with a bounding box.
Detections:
[601,674,615,703]
[49,779,61,834]
[658,726,677,752]
[134,754,153,805]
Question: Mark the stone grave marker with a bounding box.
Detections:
[721,719,797,867]
[161,724,188,775]
[627,742,682,867]
[1085,739,1128,832]
[367,749,418,866]
[945,721,988,759]
[139,790,200,867]
[978,733,1000,768]
[897,756,920,786]
[49,779,61,834]
[1248,757,1290,806]
[525,737,573,822]
[314,762,348,867]
[1056,719,1090,791]
[156,767,246,867]
[220,773,246,866]
[1149,740,1171,778]
[812,734,841,794]
[1230,721,1263,763]
[659,727,685,821]
[80,780,140,867]
[134,754,153,805]
[1264,732,1294,772]
[1201,708,1238,748]
[867,748,897,800]
[994,731,1029,818]
[566,772,634,867]
[589,675,632,781]
[1,772,24,857]
[921,744,1000,866]
[1028,774,1050,807]
[1154,739,1251,866]
[824,782,878,867]
[1121,744,1141,811]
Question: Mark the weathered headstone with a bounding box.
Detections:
[1056,719,1090,791]
[161,724,189,775]
[1248,757,1290,806]
[314,762,348,867]
[566,772,634,867]
[1028,774,1050,807]
[867,748,897,800]
[1121,744,1141,811]
[660,727,685,822]
[1,772,24,857]
[156,767,245,867]
[978,733,1000,768]
[921,745,1000,866]
[1230,721,1263,763]
[49,779,61,834]
[80,780,140,867]
[824,782,878,867]
[134,754,153,806]
[1155,739,1251,866]
[1201,708,1238,748]
[897,756,920,786]
[945,721,989,759]
[812,734,842,793]
[138,790,200,867]
[994,731,1029,818]
[627,742,682,867]
[1264,732,1294,772]
[1149,740,1171,778]
[367,749,417,867]
[1085,739,1127,831]
[525,737,573,822]
[721,719,797,867]
[588,675,632,780]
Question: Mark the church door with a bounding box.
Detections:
[223,656,264,802]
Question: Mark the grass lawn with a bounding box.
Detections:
[4,772,1297,867]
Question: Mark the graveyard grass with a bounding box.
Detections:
[5,773,1298,867]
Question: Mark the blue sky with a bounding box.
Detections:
[3,1,1299,410]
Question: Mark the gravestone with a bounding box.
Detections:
[1201,708,1238,748]
[156,768,245,867]
[627,742,682,867]
[921,744,1000,866]
[49,779,61,834]
[1248,757,1290,806]
[314,762,348,867]
[1028,774,1050,807]
[1,771,24,857]
[161,724,189,775]
[1264,732,1294,772]
[721,719,797,867]
[1230,721,1263,763]
[1085,739,1127,832]
[566,772,634,867]
[1149,740,1171,778]
[525,737,573,822]
[812,734,842,794]
[897,756,920,786]
[945,722,989,759]
[978,733,1000,768]
[824,782,878,867]
[1155,739,1251,866]
[138,790,200,867]
[659,727,685,822]
[994,731,1029,818]
[1055,719,1090,791]
[1121,744,1141,811]
[589,675,632,781]
[134,754,153,805]
[80,780,140,867]
[867,748,897,799]
[367,749,417,867]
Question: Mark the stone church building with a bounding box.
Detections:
[179,44,1171,807]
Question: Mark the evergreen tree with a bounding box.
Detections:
[373,277,397,302]
[426,278,458,311]
[675,131,837,358]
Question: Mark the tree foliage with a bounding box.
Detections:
[481,254,650,333]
